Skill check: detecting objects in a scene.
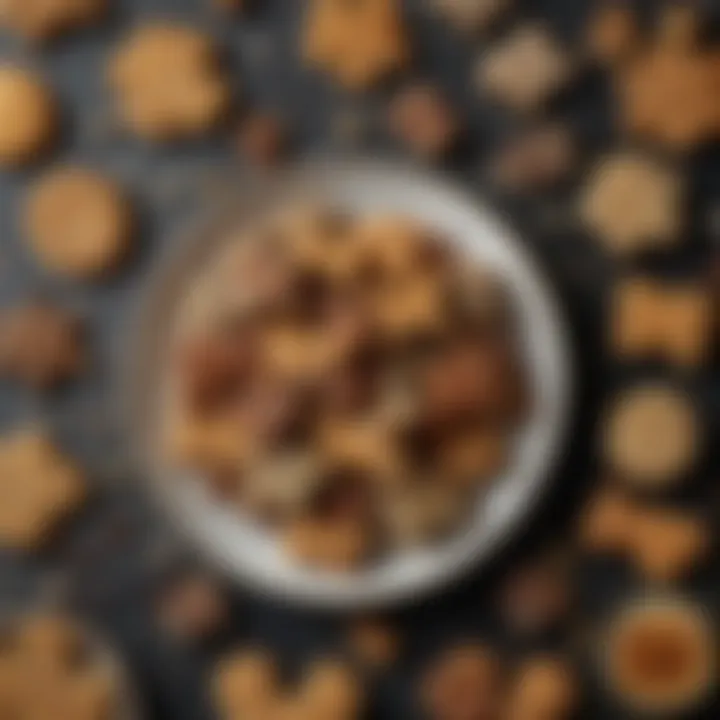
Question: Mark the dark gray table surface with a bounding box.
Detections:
[0,0,718,718]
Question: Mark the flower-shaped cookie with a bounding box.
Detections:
[109,24,230,141]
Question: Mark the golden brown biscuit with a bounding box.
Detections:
[109,24,230,141]
[603,384,699,490]
[611,277,712,366]
[507,657,577,720]
[617,7,719,151]
[0,66,56,166]
[577,486,635,552]
[422,644,501,720]
[628,507,709,583]
[213,648,279,719]
[299,659,363,720]
[477,24,573,112]
[579,153,683,256]
[3,615,118,720]
[604,597,714,714]
[0,301,84,390]
[0,430,85,549]
[303,0,410,89]
[0,0,106,42]
[24,167,132,279]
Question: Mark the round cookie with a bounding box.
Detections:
[604,597,714,714]
[603,384,699,490]
[24,166,132,279]
[0,66,56,166]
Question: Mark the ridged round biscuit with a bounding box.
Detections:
[603,384,699,489]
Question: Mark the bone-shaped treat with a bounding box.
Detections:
[611,278,712,366]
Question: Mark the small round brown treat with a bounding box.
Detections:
[604,597,714,714]
[213,648,279,718]
[109,24,230,141]
[212,0,245,13]
[603,384,699,490]
[24,167,132,279]
[628,508,709,583]
[300,659,362,719]
[0,301,84,390]
[577,486,634,552]
[0,0,107,43]
[586,3,638,65]
[237,112,286,167]
[0,66,56,166]
[498,555,571,636]
[489,123,575,192]
[507,657,577,720]
[422,643,502,720]
[155,572,229,641]
[347,617,401,668]
[0,430,85,549]
[389,84,460,159]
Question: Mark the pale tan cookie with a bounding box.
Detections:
[302,0,410,89]
[477,24,573,112]
[611,277,712,366]
[24,166,132,279]
[0,66,56,166]
[0,301,84,389]
[109,24,230,141]
[507,657,577,720]
[0,0,107,43]
[604,597,714,714]
[433,0,510,34]
[578,153,683,256]
[421,644,501,720]
[603,384,699,490]
[0,430,85,549]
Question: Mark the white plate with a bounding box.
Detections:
[125,159,573,609]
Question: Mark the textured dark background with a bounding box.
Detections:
[0,0,718,718]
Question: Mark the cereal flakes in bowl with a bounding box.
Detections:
[126,160,572,608]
